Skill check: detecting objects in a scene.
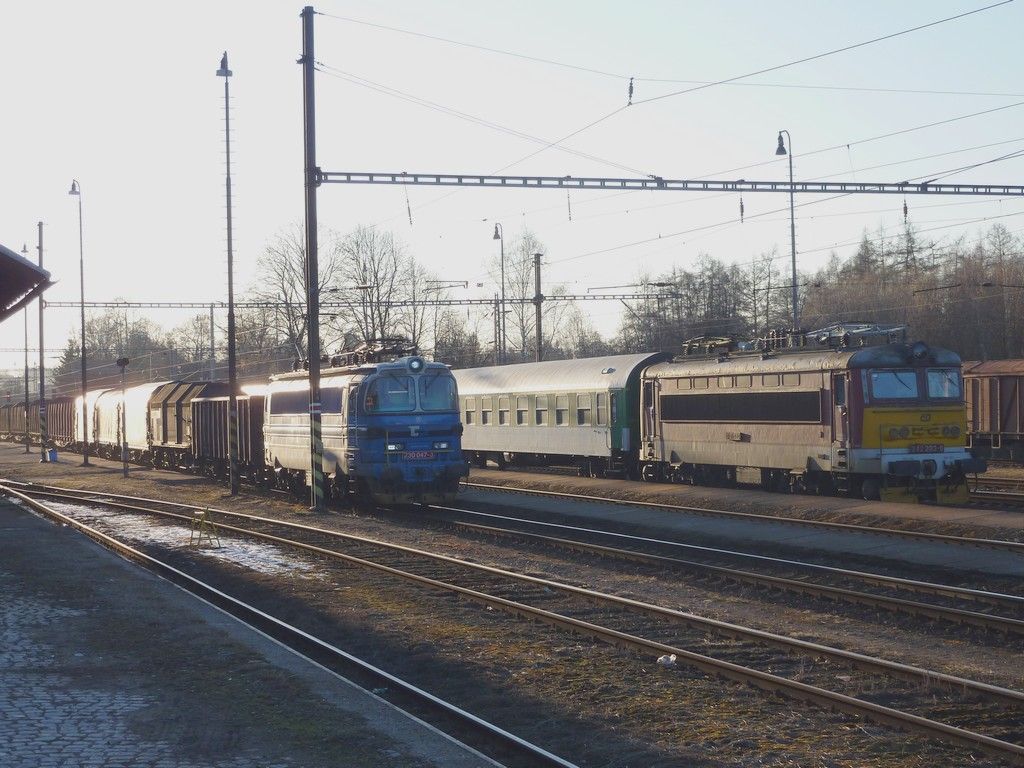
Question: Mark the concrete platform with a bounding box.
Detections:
[0,497,497,768]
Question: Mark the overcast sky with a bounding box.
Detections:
[2,0,1022,375]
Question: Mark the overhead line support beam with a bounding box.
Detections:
[320,171,1024,197]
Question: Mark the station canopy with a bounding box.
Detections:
[0,242,51,323]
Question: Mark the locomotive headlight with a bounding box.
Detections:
[433,441,449,450]
[386,442,404,451]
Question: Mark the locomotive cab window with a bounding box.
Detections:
[869,369,918,400]
[926,368,962,400]
[420,374,457,411]
[365,375,415,413]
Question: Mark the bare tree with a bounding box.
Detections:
[248,224,346,357]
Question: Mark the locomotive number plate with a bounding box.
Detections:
[404,451,435,460]
[908,443,944,454]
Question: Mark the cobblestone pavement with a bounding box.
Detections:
[0,497,496,768]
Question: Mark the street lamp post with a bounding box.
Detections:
[775,131,799,330]
[36,221,46,462]
[116,357,129,479]
[20,245,30,453]
[216,51,240,496]
[492,223,505,364]
[68,180,90,465]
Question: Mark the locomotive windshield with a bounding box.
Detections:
[869,369,919,400]
[926,368,962,399]
[365,374,415,413]
[419,373,457,411]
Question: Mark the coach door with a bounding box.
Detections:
[831,370,847,444]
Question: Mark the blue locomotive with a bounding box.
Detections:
[263,351,468,505]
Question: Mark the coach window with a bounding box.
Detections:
[719,376,733,389]
[694,377,708,390]
[596,393,607,425]
[464,397,475,425]
[321,387,343,413]
[481,397,493,425]
[498,396,510,425]
[555,394,569,425]
[576,393,592,425]
[516,396,529,425]
[677,378,691,390]
[736,375,752,388]
[782,373,800,387]
[535,395,548,425]
[610,393,618,424]
[763,374,780,387]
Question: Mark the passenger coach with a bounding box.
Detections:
[455,353,668,477]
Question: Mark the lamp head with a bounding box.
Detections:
[493,224,500,240]
[775,133,787,156]
[116,357,130,369]
[216,51,232,77]
[68,180,80,196]
[21,244,29,255]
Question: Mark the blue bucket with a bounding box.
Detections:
[47,448,58,462]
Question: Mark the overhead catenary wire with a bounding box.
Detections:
[317,7,1022,99]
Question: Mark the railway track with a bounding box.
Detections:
[1,483,575,768]
[971,476,1024,507]
[4,481,1024,764]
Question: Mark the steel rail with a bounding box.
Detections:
[426,513,1024,633]
[11,484,1024,704]
[433,501,1024,610]
[8,480,1024,631]
[0,485,578,768]
[10,484,1024,765]
[16,487,1024,704]
[464,480,1024,553]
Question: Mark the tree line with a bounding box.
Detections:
[10,219,1019,401]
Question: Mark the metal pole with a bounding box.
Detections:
[37,222,47,461]
[208,303,215,380]
[493,294,499,363]
[70,180,90,465]
[782,130,798,330]
[533,253,543,362]
[496,224,505,364]
[23,306,30,453]
[217,53,241,497]
[301,6,326,511]
[116,358,130,479]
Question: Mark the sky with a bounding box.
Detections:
[2,0,1022,376]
